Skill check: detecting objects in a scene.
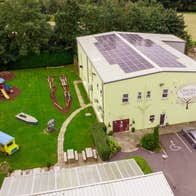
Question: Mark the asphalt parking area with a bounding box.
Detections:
[160,132,193,155]
[112,132,196,196]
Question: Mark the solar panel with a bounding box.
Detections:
[119,33,185,68]
[94,34,153,73]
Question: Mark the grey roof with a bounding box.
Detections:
[34,172,174,196]
[77,31,196,83]
[0,159,143,196]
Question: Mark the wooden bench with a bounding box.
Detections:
[93,149,97,160]
[75,151,79,161]
[82,150,86,161]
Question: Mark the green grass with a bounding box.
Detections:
[54,76,65,108]
[0,65,80,170]
[77,82,90,104]
[125,156,153,174]
[0,173,6,188]
[64,106,98,152]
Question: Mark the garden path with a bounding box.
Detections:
[73,80,85,107]
[57,80,91,166]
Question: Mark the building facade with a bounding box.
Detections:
[77,32,196,132]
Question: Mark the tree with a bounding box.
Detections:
[55,0,81,51]
[0,0,51,59]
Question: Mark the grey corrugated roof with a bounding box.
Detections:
[0,159,143,196]
[32,172,174,196]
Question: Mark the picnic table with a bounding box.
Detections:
[67,149,75,160]
[85,147,93,159]
[83,147,98,161]
[64,149,78,163]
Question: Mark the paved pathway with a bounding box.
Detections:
[74,80,85,107]
[57,80,92,166]
[57,104,91,166]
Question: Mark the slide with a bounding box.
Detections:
[1,89,10,99]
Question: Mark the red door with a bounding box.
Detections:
[113,119,129,132]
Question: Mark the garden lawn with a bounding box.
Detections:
[77,82,90,104]
[64,106,98,152]
[0,65,80,170]
[125,156,153,174]
[0,173,6,188]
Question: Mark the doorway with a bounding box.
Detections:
[160,114,166,126]
[113,119,129,132]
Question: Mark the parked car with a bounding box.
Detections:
[181,127,196,148]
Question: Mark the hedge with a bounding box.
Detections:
[91,123,111,161]
[7,49,73,70]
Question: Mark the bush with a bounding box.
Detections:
[131,127,135,132]
[7,49,73,70]
[140,133,156,151]
[91,123,111,161]
[107,136,121,156]
[153,125,159,148]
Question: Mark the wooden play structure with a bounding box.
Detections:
[48,75,72,113]
[0,71,20,101]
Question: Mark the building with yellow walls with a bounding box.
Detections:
[77,32,196,132]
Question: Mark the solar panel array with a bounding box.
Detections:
[119,33,185,68]
[94,34,153,73]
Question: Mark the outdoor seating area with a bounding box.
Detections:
[64,148,98,165]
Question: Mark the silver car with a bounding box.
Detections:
[181,127,196,148]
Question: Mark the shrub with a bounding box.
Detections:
[153,125,160,148]
[107,130,113,136]
[131,127,135,132]
[91,123,111,161]
[140,133,156,151]
[107,136,121,156]
[7,49,73,70]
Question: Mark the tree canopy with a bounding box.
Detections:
[0,0,192,69]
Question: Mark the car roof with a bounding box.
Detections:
[189,130,196,139]
[0,131,14,145]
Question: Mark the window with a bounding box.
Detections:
[137,92,142,100]
[162,89,169,98]
[146,91,151,99]
[7,141,13,147]
[122,94,129,103]
[149,115,155,123]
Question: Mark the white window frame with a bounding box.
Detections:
[122,94,129,103]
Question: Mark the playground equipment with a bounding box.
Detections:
[47,119,56,132]
[0,131,19,155]
[0,77,13,100]
[16,112,38,125]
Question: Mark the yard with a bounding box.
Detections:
[182,12,196,41]
[77,82,90,104]
[0,65,80,170]
[64,106,98,151]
